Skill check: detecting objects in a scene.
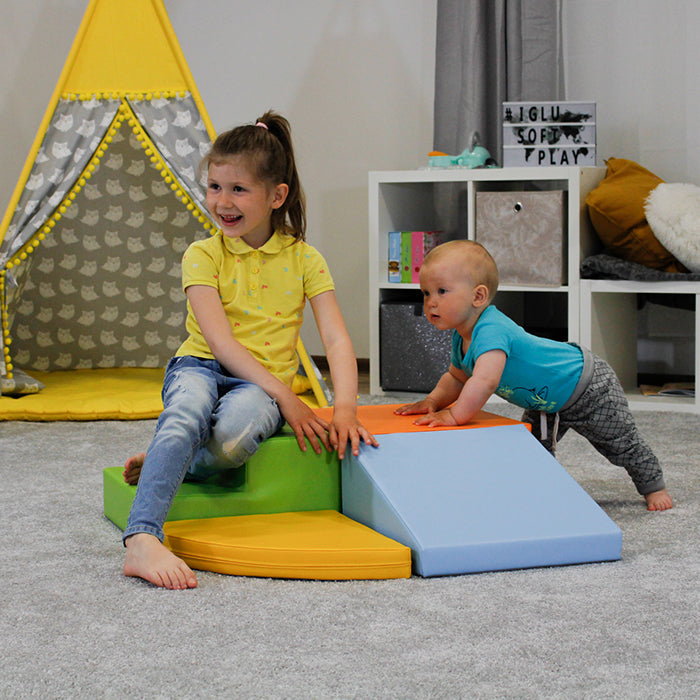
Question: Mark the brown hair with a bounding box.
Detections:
[202,110,306,240]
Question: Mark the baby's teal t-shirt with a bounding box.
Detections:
[451,305,584,413]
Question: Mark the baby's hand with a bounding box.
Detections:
[394,399,435,416]
[412,408,459,427]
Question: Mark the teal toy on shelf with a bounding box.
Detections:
[429,131,497,169]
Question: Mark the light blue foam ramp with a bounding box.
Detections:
[342,425,622,576]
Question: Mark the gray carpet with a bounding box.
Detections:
[1,396,699,699]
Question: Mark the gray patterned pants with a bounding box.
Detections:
[521,354,665,496]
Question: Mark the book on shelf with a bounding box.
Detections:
[639,382,695,397]
[388,231,401,282]
[388,231,443,283]
[400,231,412,283]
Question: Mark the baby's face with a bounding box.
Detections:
[419,259,481,332]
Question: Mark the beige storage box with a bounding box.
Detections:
[476,190,566,286]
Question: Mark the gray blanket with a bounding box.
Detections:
[580,253,700,281]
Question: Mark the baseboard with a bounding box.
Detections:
[312,356,369,373]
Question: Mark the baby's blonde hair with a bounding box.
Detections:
[423,240,499,302]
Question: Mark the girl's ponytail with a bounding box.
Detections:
[258,112,306,241]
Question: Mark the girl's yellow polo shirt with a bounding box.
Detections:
[177,230,334,387]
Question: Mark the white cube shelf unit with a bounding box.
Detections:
[369,166,607,396]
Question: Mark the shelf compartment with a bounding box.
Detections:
[495,290,570,343]
[379,300,451,393]
[368,167,604,396]
[580,280,699,413]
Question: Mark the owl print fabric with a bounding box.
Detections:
[5,94,212,372]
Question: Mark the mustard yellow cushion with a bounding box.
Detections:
[0,368,164,421]
[586,157,686,272]
[163,510,412,580]
[291,372,312,395]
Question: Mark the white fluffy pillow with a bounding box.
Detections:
[645,182,700,272]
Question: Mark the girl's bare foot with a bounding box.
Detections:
[123,533,198,589]
[645,488,673,511]
[123,452,146,485]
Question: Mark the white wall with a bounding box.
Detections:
[564,0,700,184]
[1,0,698,360]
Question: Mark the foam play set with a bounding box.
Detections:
[0,0,329,418]
[104,404,622,580]
[5,1,622,581]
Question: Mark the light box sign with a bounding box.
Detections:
[502,101,596,167]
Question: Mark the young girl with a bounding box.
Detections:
[122,111,377,589]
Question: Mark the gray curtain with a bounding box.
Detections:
[434,0,564,162]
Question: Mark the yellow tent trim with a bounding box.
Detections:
[296,338,330,408]
[0,0,216,244]
[3,97,214,276]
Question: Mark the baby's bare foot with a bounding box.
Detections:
[645,488,673,511]
[123,452,146,485]
[124,533,198,589]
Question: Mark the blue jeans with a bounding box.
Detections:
[123,356,284,543]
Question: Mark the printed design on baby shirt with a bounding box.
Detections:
[498,384,557,412]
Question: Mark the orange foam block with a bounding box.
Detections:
[163,510,412,580]
[314,403,528,435]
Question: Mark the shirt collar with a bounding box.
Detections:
[221,230,294,255]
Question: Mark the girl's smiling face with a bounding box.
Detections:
[206,157,288,249]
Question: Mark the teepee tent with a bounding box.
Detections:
[0,0,329,418]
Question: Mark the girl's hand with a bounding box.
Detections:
[278,392,332,455]
[394,398,436,416]
[412,407,460,427]
[308,290,378,459]
[329,406,379,460]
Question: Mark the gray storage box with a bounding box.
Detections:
[380,301,452,392]
[476,190,566,286]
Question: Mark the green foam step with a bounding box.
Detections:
[103,429,341,531]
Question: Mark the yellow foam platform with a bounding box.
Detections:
[1,356,323,421]
[0,368,165,421]
[163,510,412,580]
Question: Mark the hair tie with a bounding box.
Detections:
[255,121,268,130]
